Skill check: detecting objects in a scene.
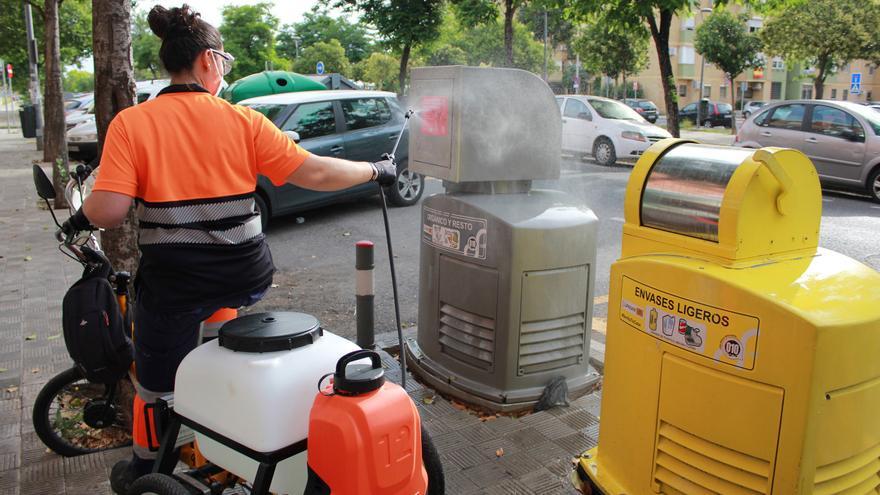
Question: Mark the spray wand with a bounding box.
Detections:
[378,109,414,388]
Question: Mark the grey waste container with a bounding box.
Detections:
[19,105,36,138]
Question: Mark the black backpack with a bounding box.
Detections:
[62,251,133,384]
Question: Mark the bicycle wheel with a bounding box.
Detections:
[32,367,131,456]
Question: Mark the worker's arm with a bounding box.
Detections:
[285,154,376,191]
[82,191,134,228]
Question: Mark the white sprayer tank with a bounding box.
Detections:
[173,312,360,494]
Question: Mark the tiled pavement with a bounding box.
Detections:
[0,132,603,494]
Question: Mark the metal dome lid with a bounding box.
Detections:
[218,312,322,353]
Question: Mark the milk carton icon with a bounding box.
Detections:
[661,315,675,337]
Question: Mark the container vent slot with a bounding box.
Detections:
[813,442,880,495]
[517,312,585,375]
[654,421,771,495]
[438,303,495,370]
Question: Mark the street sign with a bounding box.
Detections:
[316,61,325,75]
[851,73,861,95]
[5,64,11,79]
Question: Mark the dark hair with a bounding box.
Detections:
[148,4,222,74]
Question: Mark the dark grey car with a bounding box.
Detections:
[241,90,424,228]
[737,100,880,203]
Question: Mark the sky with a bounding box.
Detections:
[143,0,324,27]
[76,1,327,73]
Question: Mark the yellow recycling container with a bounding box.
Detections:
[573,140,880,495]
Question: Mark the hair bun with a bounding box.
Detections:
[148,4,200,40]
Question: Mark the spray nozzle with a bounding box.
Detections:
[404,109,414,119]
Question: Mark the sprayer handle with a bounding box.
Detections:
[335,349,382,379]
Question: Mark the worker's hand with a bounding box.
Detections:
[59,208,94,242]
[370,157,398,187]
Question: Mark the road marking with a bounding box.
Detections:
[592,317,607,334]
[593,294,609,305]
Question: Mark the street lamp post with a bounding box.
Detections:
[696,6,712,127]
[543,11,548,82]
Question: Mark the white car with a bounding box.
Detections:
[556,95,672,166]
[67,80,170,161]
[742,100,767,119]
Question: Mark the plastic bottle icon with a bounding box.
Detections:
[649,308,658,332]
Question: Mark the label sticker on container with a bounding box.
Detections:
[422,206,487,260]
[619,276,760,369]
[418,96,449,137]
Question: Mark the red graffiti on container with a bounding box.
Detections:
[419,96,449,137]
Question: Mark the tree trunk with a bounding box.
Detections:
[397,43,411,97]
[93,0,138,275]
[648,10,679,137]
[41,0,69,209]
[730,73,738,135]
[814,56,829,99]
[504,0,515,67]
[622,71,627,100]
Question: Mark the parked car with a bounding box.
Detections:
[556,95,672,166]
[239,90,423,228]
[64,94,93,115]
[742,100,766,118]
[737,100,880,203]
[623,98,659,123]
[678,100,733,127]
[65,100,94,130]
[66,80,169,162]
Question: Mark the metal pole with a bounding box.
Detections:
[23,2,43,149]
[1,59,10,132]
[575,53,579,95]
[355,240,375,349]
[542,11,548,82]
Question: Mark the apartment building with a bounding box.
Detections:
[626,0,880,108]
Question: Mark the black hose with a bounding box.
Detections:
[378,185,406,389]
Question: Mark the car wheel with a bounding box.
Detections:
[386,167,424,207]
[743,111,751,118]
[254,193,269,231]
[868,168,880,203]
[593,137,617,167]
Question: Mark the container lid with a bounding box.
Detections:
[333,350,385,396]
[218,312,322,353]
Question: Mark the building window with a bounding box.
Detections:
[843,89,848,100]
[683,17,695,30]
[771,82,782,100]
[831,88,837,99]
[772,57,785,70]
[679,84,687,97]
[679,46,695,64]
[801,84,813,99]
[702,85,711,98]
[720,85,728,98]
[747,18,762,33]
[869,91,873,101]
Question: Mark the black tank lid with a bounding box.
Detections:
[218,312,322,353]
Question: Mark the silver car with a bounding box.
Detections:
[736,100,880,202]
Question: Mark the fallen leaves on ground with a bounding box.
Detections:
[422,395,435,405]
[25,334,36,341]
[495,448,504,458]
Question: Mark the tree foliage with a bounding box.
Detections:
[419,6,543,72]
[63,68,93,93]
[278,7,375,63]
[292,39,351,75]
[0,0,92,94]
[220,3,289,82]
[518,1,574,52]
[760,0,880,99]
[335,0,444,93]
[564,0,702,137]
[696,9,761,133]
[359,52,400,91]
[572,14,649,83]
[132,10,163,80]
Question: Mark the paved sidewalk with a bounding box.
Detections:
[0,132,602,494]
